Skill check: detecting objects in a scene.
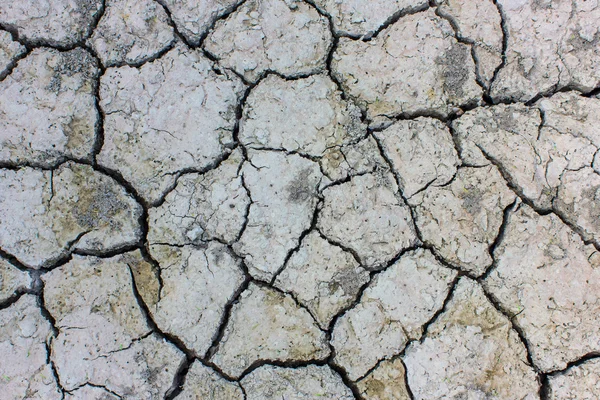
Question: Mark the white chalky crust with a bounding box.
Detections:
[98,44,245,204]
[0,163,142,268]
[403,278,539,399]
[205,0,332,83]
[319,172,419,269]
[148,149,249,245]
[374,117,460,199]
[548,358,600,400]
[0,48,99,166]
[234,150,323,281]
[332,9,482,121]
[410,165,516,276]
[0,30,26,77]
[241,364,354,399]
[485,204,600,373]
[210,283,330,379]
[0,258,30,302]
[0,0,102,47]
[0,0,598,397]
[146,243,245,355]
[331,249,456,380]
[43,252,184,396]
[274,231,369,329]
[0,295,62,399]
[240,74,365,157]
[356,358,411,400]
[312,0,428,38]
[88,0,175,67]
[178,361,244,400]
[492,0,600,102]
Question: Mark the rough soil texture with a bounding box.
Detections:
[1,0,600,398]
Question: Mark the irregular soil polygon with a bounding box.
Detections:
[274,231,369,329]
[234,150,322,281]
[0,0,103,47]
[403,278,539,399]
[145,242,245,356]
[319,172,419,269]
[492,0,600,101]
[178,361,244,400]
[356,358,411,400]
[210,283,330,378]
[205,0,331,83]
[241,364,354,399]
[331,249,456,380]
[0,295,62,399]
[88,0,175,67]
[43,251,184,396]
[332,9,481,121]
[147,149,249,245]
[0,48,99,166]
[0,163,142,268]
[485,204,600,372]
[240,74,365,157]
[410,165,516,276]
[374,117,460,199]
[99,44,245,204]
[436,0,503,87]
[313,0,428,38]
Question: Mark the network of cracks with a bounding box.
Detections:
[1,0,600,398]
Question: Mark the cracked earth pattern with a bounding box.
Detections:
[1,0,600,399]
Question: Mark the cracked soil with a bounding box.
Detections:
[1,0,600,399]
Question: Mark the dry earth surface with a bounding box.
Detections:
[1,0,600,399]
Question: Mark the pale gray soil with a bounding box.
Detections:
[1,0,600,399]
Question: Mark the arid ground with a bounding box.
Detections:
[1,0,600,398]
